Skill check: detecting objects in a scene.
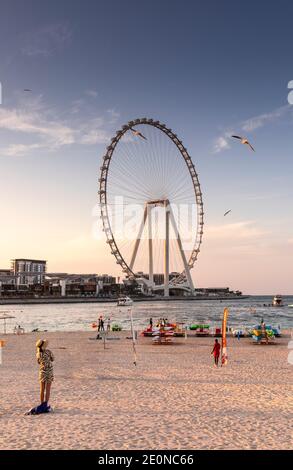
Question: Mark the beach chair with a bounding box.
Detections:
[152,329,174,345]
[260,336,276,345]
[252,333,276,345]
[142,327,154,337]
[195,325,210,337]
[173,322,185,337]
[214,328,222,337]
[111,323,122,332]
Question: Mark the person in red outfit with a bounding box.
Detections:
[211,339,221,367]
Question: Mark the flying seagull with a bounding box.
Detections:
[224,210,232,217]
[23,89,32,92]
[129,127,147,140]
[231,135,255,151]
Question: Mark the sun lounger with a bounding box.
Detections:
[213,328,222,337]
[195,328,210,337]
[152,336,173,344]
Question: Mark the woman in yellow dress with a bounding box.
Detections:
[36,339,54,408]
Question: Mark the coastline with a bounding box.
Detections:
[0,295,250,305]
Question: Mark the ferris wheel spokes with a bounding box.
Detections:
[129,205,148,271]
[164,201,170,297]
[168,204,194,293]
[147,204,154,288]
[99,118,204,296]
[128,199,195,297]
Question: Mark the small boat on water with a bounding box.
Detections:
[288,304,293,308]
[117,296,133,306]
[272,295,283,307]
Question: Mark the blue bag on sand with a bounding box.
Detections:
[25,402,52,415]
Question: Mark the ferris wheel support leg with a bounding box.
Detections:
[129,206,148,271]
[147,205,154,288]
[169,206,194,294]
[164,203,170,297]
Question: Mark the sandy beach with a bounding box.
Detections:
[0,331,292,450]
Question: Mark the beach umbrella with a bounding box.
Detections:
[221,308,229,366]
[0,313,16,334]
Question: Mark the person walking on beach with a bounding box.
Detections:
[149,317,153,329]
[98,316,105,332]
[211,338,221,367]
[106,317,111,332]
[36,339,54,411]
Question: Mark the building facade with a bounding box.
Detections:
[135,271,181,286]
[44,273,117,297]
[11,259,47,286]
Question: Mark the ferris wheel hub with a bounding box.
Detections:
[146,198,169,207]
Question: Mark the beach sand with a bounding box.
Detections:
[0,331,292,450]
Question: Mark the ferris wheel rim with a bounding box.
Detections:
[98,117,204,284]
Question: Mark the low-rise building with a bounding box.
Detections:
[44,273,117,297]
[134,271,182,286]
[11,259,46,286]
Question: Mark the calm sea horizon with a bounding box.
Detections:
[1,295,292,333]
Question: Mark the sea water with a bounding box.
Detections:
[1,296,292,333]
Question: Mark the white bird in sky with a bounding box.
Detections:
[129,127,147,140]
[231,135,255,151]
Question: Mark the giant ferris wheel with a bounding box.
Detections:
[98,118,204,296]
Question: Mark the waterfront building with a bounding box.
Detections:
[134,271,181,286]
[44,273,117,297]
[11,259,47,286]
